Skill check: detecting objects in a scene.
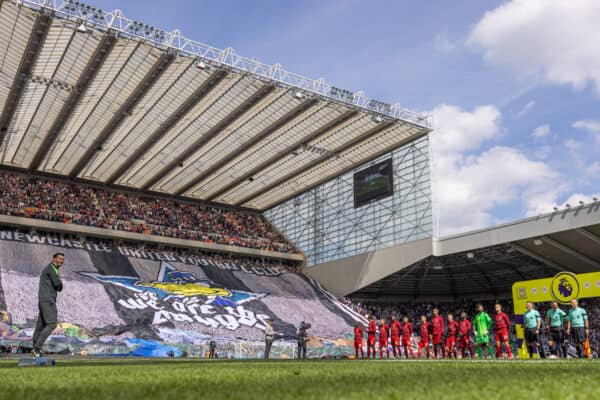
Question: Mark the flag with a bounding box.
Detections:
[584,338,592,358]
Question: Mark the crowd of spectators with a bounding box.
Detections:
[0,172,297,253]
[116,240,299,272]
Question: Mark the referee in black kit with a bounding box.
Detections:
[32,253,64,357]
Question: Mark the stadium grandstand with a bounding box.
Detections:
[0,0,426,360]
[1,0,600,371]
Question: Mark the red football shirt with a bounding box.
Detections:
[368,320,377,336]
[390,321,401,337]
[431,316,445,335]
[459,319,472,335]
[354,326,363,340]
[447,320,459,337]
[419,322,430,339]
[401,322,413,338]
[494,312,511,332]
[379,323,389,339]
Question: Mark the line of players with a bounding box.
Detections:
[352,300,590,359]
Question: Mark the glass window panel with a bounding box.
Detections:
[264,135,432,266]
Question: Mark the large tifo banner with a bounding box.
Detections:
[0,231,366,358]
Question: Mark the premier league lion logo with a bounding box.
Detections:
[557,278,573,298]
[551,272,579,304]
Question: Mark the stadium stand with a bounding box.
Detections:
[0,227,365,358]
[0,171,297,253]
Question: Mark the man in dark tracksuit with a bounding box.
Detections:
[297,321,311,359]
[208,338,217,359]
[32,253,64,357]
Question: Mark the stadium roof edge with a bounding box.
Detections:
[308,203,600,297]
[14,0,432,129]
[433,202,600,256]
[0,1,431,210]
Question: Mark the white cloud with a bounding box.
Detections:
[431,104,500,153]
[434,33,456,53]
[564,138,582,152]
[517,100,536,117]
[587,162,600,175]
[468,0,600,93]
[430,104,563,236]
[533,145,552,160]
[573,119,600,141]
[529,192,600,215]
[531,124,550,138]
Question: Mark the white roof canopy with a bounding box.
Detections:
[0,0,431,210]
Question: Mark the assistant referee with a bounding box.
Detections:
[545,301,567,358]
[523,302,545,359]
[566,299,589,358]
[31,253,64,357]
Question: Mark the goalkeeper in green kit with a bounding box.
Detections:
[473,303,494,359]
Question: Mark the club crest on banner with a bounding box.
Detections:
[80,262,266,307]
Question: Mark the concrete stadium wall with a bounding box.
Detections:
[305,237,432,297]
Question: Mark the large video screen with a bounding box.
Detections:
[353,158,394,208]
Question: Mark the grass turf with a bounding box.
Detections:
[1,358,599,400]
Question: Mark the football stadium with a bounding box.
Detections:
[1,0,600,399]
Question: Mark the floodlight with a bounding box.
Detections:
[534,239,543,246]
[466,252,475,259]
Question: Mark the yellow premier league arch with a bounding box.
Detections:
[512,271,600,358]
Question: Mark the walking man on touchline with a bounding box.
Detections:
[264,320,275,359]
[32,253,64,357]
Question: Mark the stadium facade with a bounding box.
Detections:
[265,135,432,265]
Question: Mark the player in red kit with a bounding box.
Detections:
[378,319,390,359]
[445,313,459,358]
[389,316,402,358]
[367,316,377,359]
[430,308,445,359]
[458,312,474,359]
[353,322,364,359]
[401,315,414,359]
[494,303,513,358]
[417,315,431,359]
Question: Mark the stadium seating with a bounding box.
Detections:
[0,172,296,253]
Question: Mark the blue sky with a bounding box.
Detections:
[90,0,600,235]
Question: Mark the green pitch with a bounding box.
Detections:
[1,358,599,400]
